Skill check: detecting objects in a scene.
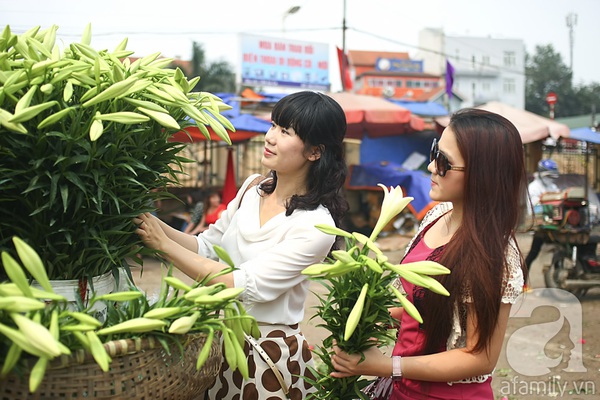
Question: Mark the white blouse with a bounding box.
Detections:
[196,174,335,325]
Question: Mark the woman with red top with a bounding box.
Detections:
[187,191,226,235]
[330,109,527,399]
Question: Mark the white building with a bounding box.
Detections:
[417,28,526,110]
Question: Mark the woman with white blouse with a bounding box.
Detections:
[135,91,348,400]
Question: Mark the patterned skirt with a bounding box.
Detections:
[206,323,316,400]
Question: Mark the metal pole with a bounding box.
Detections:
[585,141,590,226]
[342,0,347,53]
[341,0,347,91]
[566,12,577,72]
[282,6,301,34]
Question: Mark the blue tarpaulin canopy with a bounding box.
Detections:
[348,162,435,219]
[388,100,448,117]
[568,127,600,144]
[359,132,437,165]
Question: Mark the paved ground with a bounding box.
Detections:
[132,232,600,400]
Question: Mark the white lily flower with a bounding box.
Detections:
[369,184,413,241]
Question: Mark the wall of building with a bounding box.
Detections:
[418,28,526,109]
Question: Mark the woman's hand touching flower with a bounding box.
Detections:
[133,212,169,251]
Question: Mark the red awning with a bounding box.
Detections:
[171,126,260,143]
[326,92,425,139]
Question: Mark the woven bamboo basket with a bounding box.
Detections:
[0,333,221,400]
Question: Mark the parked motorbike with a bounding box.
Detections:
[536,187,600,297]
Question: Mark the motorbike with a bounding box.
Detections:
[535,187,600,298]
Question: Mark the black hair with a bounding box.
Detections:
[261,91,349,228]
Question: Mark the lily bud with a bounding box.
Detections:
[168,312,200,334]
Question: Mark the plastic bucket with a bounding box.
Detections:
[33,272,116,322]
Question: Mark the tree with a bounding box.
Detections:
[525,44,575,117]
[573,83,600,119]
[525,44,600,118]
[189,42,236,93]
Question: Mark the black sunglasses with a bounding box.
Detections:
[430,138,465,177]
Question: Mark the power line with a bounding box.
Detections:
[8,26,340,38]
[9,24,527,77]
[350,27,527,77]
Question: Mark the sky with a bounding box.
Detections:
[1,0,598,92]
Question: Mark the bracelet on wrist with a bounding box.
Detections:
[392,356,402,379]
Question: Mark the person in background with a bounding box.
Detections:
[181,190,204,233]
[524,158,560,280]
[134,91,348,399]
[185,191,225,235]
[330,109,526,399]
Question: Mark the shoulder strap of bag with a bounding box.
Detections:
[239,175,265,208]
[244,333,289,396]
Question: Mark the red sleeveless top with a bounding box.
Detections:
[390,220,493,400]
[205,204,227,225]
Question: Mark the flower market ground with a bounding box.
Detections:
[133,232,600,400]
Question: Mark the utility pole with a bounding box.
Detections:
[566,12,577,72]
[342,0,347,54]
[341,0,348,91]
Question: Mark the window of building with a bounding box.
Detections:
[368,77,406,88]
[503,51,516,67]
[482,82,491,91]
[503,78,516,93]
[482,55,490,65]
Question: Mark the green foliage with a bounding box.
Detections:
[0,24,233,280]
[303,244,449,398]
[0,242,256,391]
[188,42,236,93]
[303,186,450,399]
[525,44,600,118]
[306,253,400,399]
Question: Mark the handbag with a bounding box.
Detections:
[362,376,393,400]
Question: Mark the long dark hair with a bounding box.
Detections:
[261,91,348,228]
[422,108,528,355]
